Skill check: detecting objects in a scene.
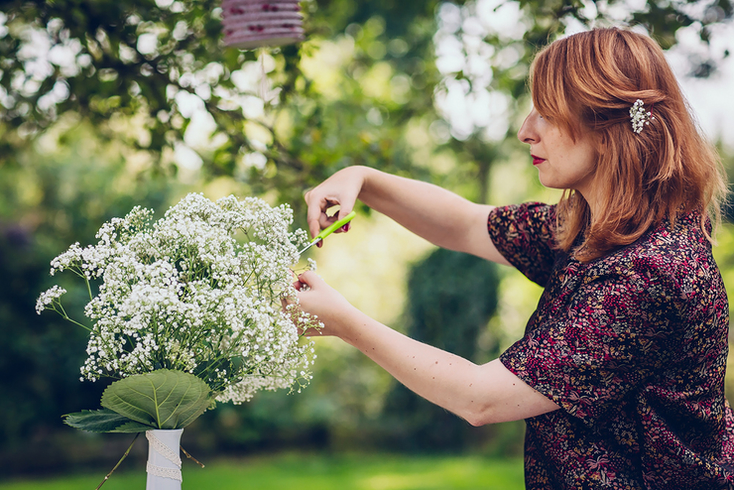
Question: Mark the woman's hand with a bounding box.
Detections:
[294,271,359,338]
[304,167,366,246]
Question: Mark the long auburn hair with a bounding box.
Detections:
[530,27,727,262]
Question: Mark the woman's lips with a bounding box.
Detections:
[532,155,546,166]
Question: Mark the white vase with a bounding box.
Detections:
[146,429,184,490]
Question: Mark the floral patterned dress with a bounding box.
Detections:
[488,203,734,489]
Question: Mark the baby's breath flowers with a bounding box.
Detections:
[35,285,67,314]
[629,99,655,134]
[37,193,322,405]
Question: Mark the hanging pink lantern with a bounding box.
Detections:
[221,0,305,50]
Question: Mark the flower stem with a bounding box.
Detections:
[95,433,140,490]
[58,304,92,332]
[181,445,205,468]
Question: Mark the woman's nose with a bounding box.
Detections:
[517,111,537,144]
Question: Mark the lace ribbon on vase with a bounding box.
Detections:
[146,431,182,482]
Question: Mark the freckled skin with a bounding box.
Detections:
[295,269,560,425]
[297,164,562,425]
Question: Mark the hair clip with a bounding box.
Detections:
[629,99,655,134]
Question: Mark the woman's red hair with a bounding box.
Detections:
[530,27,727,261]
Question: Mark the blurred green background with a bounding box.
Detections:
[1,0,734,487]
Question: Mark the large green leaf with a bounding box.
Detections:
[62,409,140,433]
[101,370,212,430]
[63,409,158,433]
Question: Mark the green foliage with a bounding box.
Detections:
[404,249,499,357]
[0,123,176,464]
[0,0,226,156]
[2,0,728,212]
[98,370,212,430]
[379,248,500,452]
[0,0,444,211]
[62,408,149,433]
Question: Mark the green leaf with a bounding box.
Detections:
[110,420,159,433]
[101,369,212,430]
[62,408,149,433]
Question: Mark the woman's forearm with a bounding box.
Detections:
[294,266,557,425]
[337,303,558,426]
[355,167,508,264]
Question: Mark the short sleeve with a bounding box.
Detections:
[500,265,682,422]
[488,203,557,287]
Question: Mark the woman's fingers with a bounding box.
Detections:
[307,202,353,236]
[296,270,321,290]
[293,271,328,336]
[304,169,362,242]
[305,192,329,239]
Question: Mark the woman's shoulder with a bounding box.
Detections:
[488,202,558,287]
[490,201,556,224]
[584,210,720,293]
[611,210,710,262]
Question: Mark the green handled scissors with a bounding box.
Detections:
[298,211,356,255]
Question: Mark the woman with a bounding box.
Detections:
[295,27,734,489]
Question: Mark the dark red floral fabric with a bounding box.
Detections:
[488,202,734,489]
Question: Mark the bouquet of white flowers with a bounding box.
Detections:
[37,193,320,435]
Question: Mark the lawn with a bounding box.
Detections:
[0,453,524,490]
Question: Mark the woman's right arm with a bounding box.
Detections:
[304,166,511,266]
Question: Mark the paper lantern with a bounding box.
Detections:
[221,0,305,50]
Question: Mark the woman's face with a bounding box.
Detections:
[517,108,597,200]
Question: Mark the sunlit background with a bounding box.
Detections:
[1,0,734,488]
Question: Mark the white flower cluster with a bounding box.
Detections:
[38,193,321,404]
[629,99,655,134]
[35,285,67,314]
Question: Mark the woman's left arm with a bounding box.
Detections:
[296,271,559,426]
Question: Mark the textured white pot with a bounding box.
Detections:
[146,429,184,490]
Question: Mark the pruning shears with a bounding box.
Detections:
[298,211,356,255]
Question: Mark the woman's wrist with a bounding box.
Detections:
[333,304,371,346]
[355,166,393,211]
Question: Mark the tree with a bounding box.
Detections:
[1,0,731,208]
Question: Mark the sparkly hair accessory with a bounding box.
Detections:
[629,99,655,134]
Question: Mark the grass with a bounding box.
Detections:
[0,452,524,490]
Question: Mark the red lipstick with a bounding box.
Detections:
[531,155,545,166]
